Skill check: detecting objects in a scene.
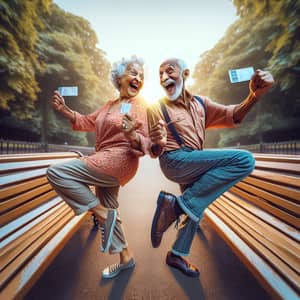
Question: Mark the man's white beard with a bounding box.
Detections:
[166,78,183,101]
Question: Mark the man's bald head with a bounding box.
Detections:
[160,58,188,74]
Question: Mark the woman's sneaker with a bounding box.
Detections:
[102,258,135,279]
[99,209,117,253]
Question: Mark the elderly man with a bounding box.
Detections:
[148,58,274,277]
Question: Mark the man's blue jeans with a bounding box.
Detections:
[159,148,255,256]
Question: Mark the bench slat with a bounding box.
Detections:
[255,160,300,174]
[244,176,300,202]
[223,191,299,242]
[1,190,57,226]
[254,154,300,164]
[215,197,300,272]
[236,181,300,213]
[0,205,70,272]
[230,186,300,229]
[0,152,90,300]
[0,152,79,163]
[251,169,300,189]
[0,183,52,213]
[254,154,300,163]
[209,204,300,293]
[0,210,74,289]
[0,157,77,174]
[0,169,47,188]
[220,195,300,251]
[0,202,65,249]
[0,177,48,201]
[205,210,300,300]
[0,197,62,242]
[0,213,88,300]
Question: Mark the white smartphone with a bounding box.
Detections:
[120,103,132,114]
[57,86,78,96]
[228,67,255,83]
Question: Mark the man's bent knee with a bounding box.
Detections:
[239,151,255,176]
[46,165,59,184]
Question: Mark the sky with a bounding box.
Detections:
[54,0,238,101]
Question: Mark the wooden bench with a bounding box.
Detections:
[204,153,300,300]
[0,152,90,300]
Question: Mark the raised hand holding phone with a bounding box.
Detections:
[51,91,66,112]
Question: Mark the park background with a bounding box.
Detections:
[0,0,299,149]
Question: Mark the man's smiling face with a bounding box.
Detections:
[159,61,183,101]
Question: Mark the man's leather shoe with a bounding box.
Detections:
[151,191,182,248]
[166,251,200,277]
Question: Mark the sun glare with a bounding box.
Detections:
[139,65,163,104]
[140,80,163,104]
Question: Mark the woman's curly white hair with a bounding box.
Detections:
[111,55,144,90]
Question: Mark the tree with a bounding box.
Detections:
[191,0,300,148]
[36,4,115,145]
[0,1,116,146]
[0,0,51,118]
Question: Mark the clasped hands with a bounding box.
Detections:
[121,114,143,146]
[149,120,167,147]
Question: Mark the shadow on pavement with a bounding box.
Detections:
[100,267,134,300]
[169,267,206,300]
[196,225,209,246]
[24,222,98,300]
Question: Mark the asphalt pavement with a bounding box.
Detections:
[24,156,272,300]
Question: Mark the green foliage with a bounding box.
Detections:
[0,1,116,146]
[0,0,50,118]
[192,0,300,147]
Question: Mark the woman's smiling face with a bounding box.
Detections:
[119,63,144,98]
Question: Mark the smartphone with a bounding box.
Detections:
[57,86,78,96]
[228,67,255,83]
[120,103,132,114]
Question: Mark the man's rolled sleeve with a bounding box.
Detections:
[225,104,238,126]
[205,97,238,129]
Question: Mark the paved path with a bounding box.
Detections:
[24,157,271,300]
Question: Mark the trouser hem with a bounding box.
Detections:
[73,198,100,216]
[176,197,200,222]
[171,248,189,257]
[110,244,128,254]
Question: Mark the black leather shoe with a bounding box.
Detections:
[151,191,182,248]
[166,251,200,277]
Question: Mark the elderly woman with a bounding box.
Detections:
[47,56,149,279]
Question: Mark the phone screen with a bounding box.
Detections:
[228,67,254,83]
[57,86,78,96]
[120,103,132,114]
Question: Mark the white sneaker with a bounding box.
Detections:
[102,258,135,279]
